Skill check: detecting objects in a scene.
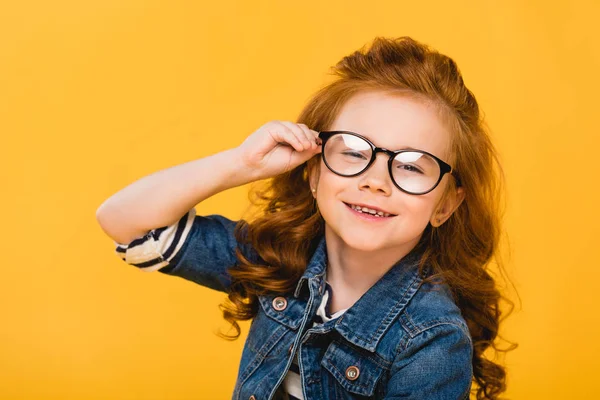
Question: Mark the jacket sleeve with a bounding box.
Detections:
[384,322,473,400]
[113,208,262,293]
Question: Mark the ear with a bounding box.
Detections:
[307,159,321,198]
[430,186,465,227]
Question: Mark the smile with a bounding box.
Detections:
[343,202,397,219]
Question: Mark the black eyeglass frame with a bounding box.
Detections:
[318,130,460,195]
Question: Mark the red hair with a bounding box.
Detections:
[218,36,518,400]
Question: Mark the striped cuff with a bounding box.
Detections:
[114,208,196,272]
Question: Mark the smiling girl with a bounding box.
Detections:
[97,36,516,399]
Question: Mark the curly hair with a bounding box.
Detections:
[217,36,518,400]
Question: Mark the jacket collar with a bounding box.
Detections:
[293,236,329,298]
[294,234,429,352]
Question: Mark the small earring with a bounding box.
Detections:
[311,188,316,193]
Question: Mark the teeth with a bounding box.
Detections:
[349,204,391,217]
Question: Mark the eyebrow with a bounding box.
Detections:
[391,145,424,152]
[358,133,426,152]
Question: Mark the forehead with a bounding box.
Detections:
[330,90,452,159]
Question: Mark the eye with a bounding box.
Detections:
[342,151,368,160]
[396,164,424,174]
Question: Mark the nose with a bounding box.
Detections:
[357,152,393,195]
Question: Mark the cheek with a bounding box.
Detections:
[400,195,437,222]
[314,173,350,221]
[317,166,346,194]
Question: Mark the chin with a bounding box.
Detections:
[339,233,389,252]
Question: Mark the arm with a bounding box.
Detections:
[95,120,321,244]
[96,147,255,245]
[97,121,320,290]
[97,148,262,293]
[113,208,263,293]
[384,323,473,400]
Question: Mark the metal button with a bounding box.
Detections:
[345,365,360,381]
[249,396,256,400]
[272,296,287,311]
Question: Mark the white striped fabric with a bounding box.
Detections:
[113,208,196,272]
[283,281,347,400]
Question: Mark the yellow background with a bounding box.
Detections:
[1,0,598,398]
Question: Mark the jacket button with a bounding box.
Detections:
[249,396,256,400]
[272,296,287,311]
[345,365,360,381]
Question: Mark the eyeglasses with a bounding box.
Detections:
[318,130,459,195]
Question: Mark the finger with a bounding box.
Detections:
[295,123,316,149]
[271,123,305,152]
[265,121,303,151]
[280,121,312,151]
[296,123,321,150]
[300,124,322,150]
[294,127,322,156]
[299,123,322,147]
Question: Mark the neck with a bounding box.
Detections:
[323,225,421,299]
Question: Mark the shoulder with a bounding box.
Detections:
[364,272,471,364]
[400,278,470,341]
[386,277,472,364]
[382,281,473,399]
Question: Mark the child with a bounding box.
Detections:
[97,36,515,400]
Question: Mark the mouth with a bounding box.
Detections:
[343,202,397,218]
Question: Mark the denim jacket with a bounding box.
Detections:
[114,208,473,400]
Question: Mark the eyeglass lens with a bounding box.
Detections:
[323,133,441,194]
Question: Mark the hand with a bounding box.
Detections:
[235,120,322,181]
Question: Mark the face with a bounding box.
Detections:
[309,89,464,255]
